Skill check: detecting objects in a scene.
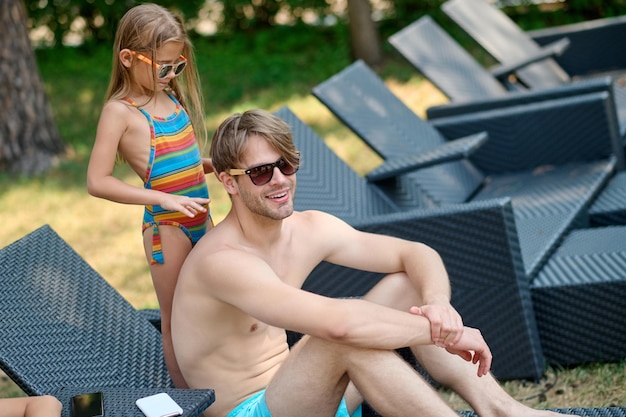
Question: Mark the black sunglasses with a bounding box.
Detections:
[229,157,299,186]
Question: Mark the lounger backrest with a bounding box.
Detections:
[388,15,509,101]
[442,0,570,89]
[0,225,172,396]
[312,60,485,206]
[274,107,402,220]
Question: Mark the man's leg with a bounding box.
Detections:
[364,273,580,417]
[264,335,460,417]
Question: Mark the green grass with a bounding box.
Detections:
[1,23,624,408]
[441,363,626,410]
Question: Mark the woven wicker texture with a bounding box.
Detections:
[458,408,626,417]
[431,91,621,174]
[443,0,626,158]
[366,132,488,181]
[532,226,626,366]
[389,15,510,102]
[0,226,215,415]
[472,160,613,277]
[387,15,625,171]
[0,225,170,394]
[276,107,544,380]
[442,0,571,89]
[312,60,616,279]
[589,171,626,225]
[442,0,626,91]
[281,96,626,375]
[529,16,626,79]
[52,387,215,417]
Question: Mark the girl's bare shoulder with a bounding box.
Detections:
[99,99,136,121]
[105,98,135,111]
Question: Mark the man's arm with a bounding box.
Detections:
[311,211,463,346]
[199,248,435,349]
[201,249,490,375]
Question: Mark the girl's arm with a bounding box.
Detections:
[87,100,155,205]
[87,101,209,216]
[202,157,214,174]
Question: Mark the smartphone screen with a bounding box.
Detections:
[71,392,104,417]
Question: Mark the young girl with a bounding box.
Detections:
[87,3,212,388]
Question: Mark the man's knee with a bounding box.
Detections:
[295,335,380,365]
[365,272,419,308]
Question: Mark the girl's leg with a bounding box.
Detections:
[144,226,193,388]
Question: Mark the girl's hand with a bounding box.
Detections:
[160,194,211,217]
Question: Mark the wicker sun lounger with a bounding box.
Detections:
[0,226,215,417]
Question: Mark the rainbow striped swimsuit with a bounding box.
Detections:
[126,95,210,265]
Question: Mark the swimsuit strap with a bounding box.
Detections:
[143,220,193,265]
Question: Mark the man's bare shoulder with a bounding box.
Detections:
[204,210,353,256]
[181,221,268,282]
[183,233,252,277]
[291,210,356,240]
[195,210,344,249]
[180,209,355,286]
[289,209,348,228]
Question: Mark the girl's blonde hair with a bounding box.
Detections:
[106,3,207,147]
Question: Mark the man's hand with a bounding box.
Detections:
[444,327,492,377]
[409,304,463,348]
[410,305,492,377]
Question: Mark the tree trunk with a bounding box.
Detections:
[347,0,383,67]
[0,0,64,175]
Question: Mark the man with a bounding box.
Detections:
[171,109,578,417]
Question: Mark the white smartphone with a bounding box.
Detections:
[135,393,183,417]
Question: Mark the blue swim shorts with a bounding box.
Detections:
[225,390,362,417]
